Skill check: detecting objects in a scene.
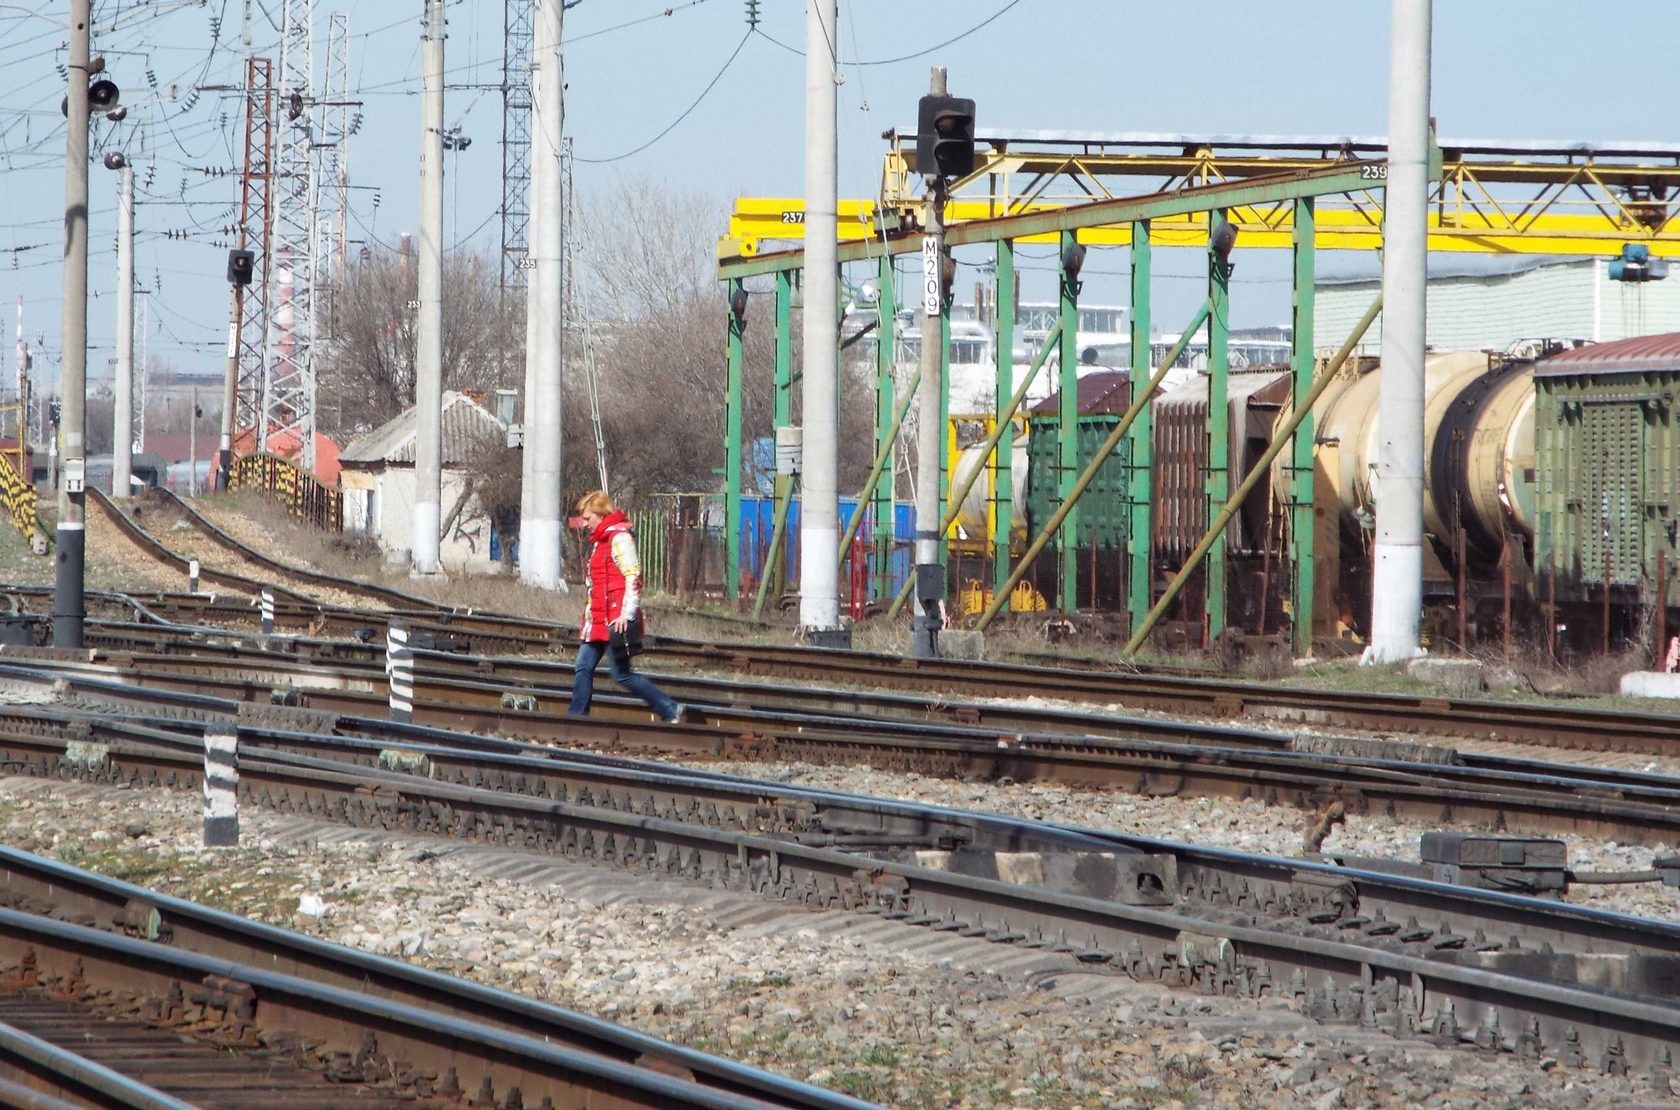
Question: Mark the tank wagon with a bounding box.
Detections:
[948,333,1680,654]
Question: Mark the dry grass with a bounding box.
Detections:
[0,513,51,586]
[194,492,389,580]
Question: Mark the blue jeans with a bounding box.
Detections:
[568,639,679,719]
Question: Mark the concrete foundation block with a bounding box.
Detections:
[1405,656,1485,696]
[938,630,985,661]
[800,627,853,651]
[1619,671,1680,699]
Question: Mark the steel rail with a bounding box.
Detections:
[98,486,446,612]
[0,905,856,1110]
[20,644,1680,848]
[0,709,1675,1081]
[24,488,1680,756]
[83,488,321,607]
[68,619,1261,748]
[37,581,1680,760]
[0,1017,196,1110]
[6,667,1680,986]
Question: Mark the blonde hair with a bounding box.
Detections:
[575,490,616,516]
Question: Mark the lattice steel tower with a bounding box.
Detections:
[314,13,351,376]
[235,56,274,443]
[263,0,319,471]
[501,0,534,302]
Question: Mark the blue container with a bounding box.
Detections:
[738,495,916,600]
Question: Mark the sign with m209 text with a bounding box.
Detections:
[922,235,940,318]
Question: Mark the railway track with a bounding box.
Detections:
[0,847,874,1110]
[1,663,1678,1081]
[14,487,1680,760]
[15,634,1680,850]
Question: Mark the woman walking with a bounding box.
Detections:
[568,491,684,723]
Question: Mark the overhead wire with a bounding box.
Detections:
[753,0,1030,65]
[3,0,736,358]
[576,26,751,164]
[564,0,714,46]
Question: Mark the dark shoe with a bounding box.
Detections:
[662,704,686,725]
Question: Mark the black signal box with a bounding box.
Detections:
[916,95,976,180]
[227,249,255,287]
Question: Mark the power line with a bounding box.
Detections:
[576,27,751,164]
[564,0,714,46]
[753,0,1030,65]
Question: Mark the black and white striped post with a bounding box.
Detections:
[386,621,413,723]
[188,558,200,594]
[202,725,238,847]
[260,588,275,636]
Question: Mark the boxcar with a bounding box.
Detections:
[1533,334,1680,615]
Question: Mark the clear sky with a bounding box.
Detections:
[2,0,1677,395]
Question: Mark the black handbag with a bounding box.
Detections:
[608,612,646,657]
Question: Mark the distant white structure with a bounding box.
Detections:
[880,302,1132,415]
[339,390,509,573]
[1316,255,1680,353]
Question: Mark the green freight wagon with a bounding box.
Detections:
[1534,334,1680,614]
[1024,371,1132,552]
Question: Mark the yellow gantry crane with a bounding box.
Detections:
[713,131,1680,651]
[721,131,1680,257]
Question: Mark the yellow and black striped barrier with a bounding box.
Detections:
[0,450,44,553]
[227,452,343,532]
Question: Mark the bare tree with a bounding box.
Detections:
[571,174,716,321]
[84,393,115,455]
[568,179,878,503]
[316,246,519,438]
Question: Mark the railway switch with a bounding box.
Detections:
[1420,832,1567,895]
[906,848,1177,907]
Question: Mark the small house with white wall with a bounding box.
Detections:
[338,390,509,573]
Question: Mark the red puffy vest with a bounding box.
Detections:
[581,511,638,642]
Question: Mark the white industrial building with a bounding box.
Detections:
[1315,255,1680,354]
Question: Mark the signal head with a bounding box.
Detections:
[916,94,977,181]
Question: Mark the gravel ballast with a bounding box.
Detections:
[0,770,1670,1110]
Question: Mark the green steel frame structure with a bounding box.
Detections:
[716,158,1415,654]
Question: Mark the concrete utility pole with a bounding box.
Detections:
[189,385,199,497]
[1366,0,1432,664]
[15,297,27,477]
[520,0,565,589]
[137,290,148,454]
[412,0,445,575]
[112,160,135,499]
[54,0,92,648]
[518,133,541,569]
[911,66,949,660]
[217,285,241,491]
[798,0,842,636]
